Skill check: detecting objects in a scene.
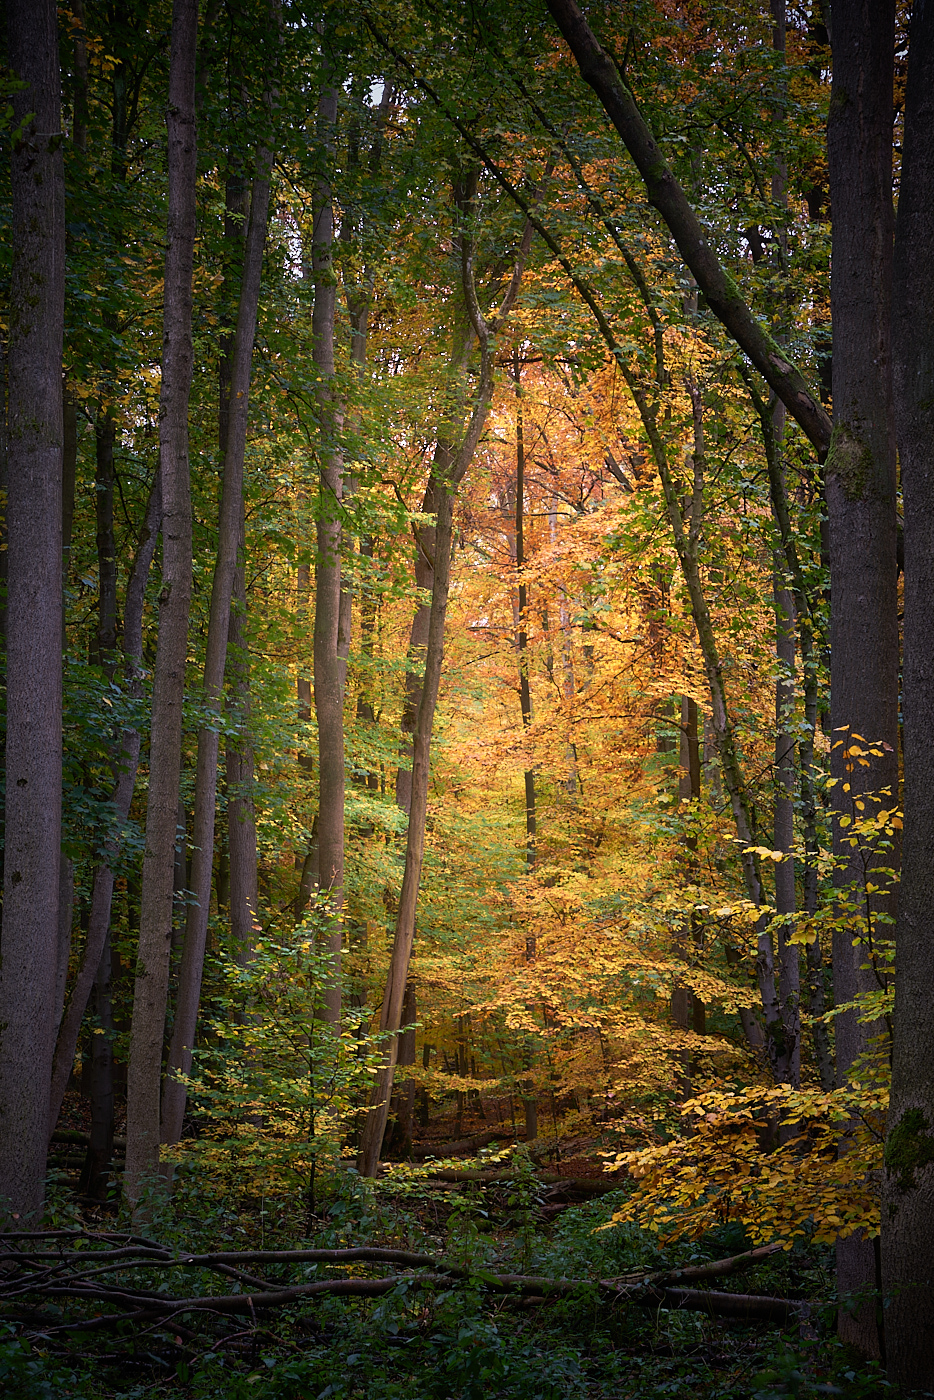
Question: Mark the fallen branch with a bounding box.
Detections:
[410,1128,515,1158]
[0,1232,805,1329]
[421,1167,622,1195]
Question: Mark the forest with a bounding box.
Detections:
[1,0,933,1396]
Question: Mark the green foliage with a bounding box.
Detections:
[170,911,387,1199]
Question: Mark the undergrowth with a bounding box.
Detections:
[0,1160,902,1400]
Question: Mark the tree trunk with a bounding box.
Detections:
[544,0,832,455]
[0,0,65,1221]
[745,372,833,1091]
[94,413,118,666]
[827,0,898,1358]
[513,352,536,867]
[773,562,800,1089]
[311,77,348,1026]
[79,935,116,1201]
[226,512,259,963]
[48,475,162,1135]
[358,482,458,1177]
[883,0,934,1385]
[358,195,535,1174]
[161,131,273,1147]
[124,0,198,1207]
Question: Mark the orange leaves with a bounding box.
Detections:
[601,1082,887,1248]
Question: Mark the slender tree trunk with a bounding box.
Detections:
[217,99,260,961]
[773,562,800,1089]
[358,196,535,1174]
[770,404,801,1091]
[79,937,115,1200]
[673,697,705,1048]
[48,476,162,1134]
[827,0,899,1357]
[883,1,934,1385]
[358,482,456,1174]
[654,386,790,1078]
[124,0,198,1206]
[161,136,273,1147]
[0,0,65,1220]
[544,0,832,456]
[513,352,536,867]
[311,77,348,1025]
[94,414,118,665]
[227,511,259,962]
[745,371,833,1090]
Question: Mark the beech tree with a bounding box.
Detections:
[124,0,198,1206]
[0,0,65,1219]
[885,0,934,1381]
[6,4,934,1388]
[162,38,276,1145]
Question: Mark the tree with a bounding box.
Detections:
[358,175,535,1175]
[124,0,198,1207]
[825,0,899,1357]
[883,0,934,1383]
[162,45,275,1145]
[0,0,66,1220]
[311,60,349,1028]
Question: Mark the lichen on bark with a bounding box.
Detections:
[885,1108,934,1192]
[826,422,873,500]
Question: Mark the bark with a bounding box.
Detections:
[61,386,77,607]
[513,352,536,867]
[656,388,788,1078]
[765,3,800,1091]
[226,514,259,963]
[94,413,118,666]
[124,0,198,1206]
[544,0,832,456]
[0,0,65,1220]
[358,194,535,1176]
[773,561,800,1089]
[827,0,899,1358]
[48,475,162,1135]
[672,699,705,1047]
[311,76,349,1025]
[385,979,416,1156]
[53,857,75,1043]
[395,370,470,815]
[161,126,273,1147]
[79,936,116,1200]
[358,480,456,1175]
[217,91,260,963]
[883,0,934,1385]
[743,370,833,1089]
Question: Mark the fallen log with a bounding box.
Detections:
[0,1232,805,1330]
[409,1128,517,1158]
[421,1167,622,1194]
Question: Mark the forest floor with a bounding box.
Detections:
[1,1106,899,1400]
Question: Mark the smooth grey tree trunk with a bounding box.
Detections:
[513,353,536,867]
[827,0,899,1358]
[358,204,534,1175]
[311,78,348,1026]
[48,475,162,1134]
[124,0,198,1208]
[227,512,259,963]
[883,0,934,1385]
[0,0,65,1221]
[161,142,273,1147]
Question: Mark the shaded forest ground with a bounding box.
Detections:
[2,1099,899,1400]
